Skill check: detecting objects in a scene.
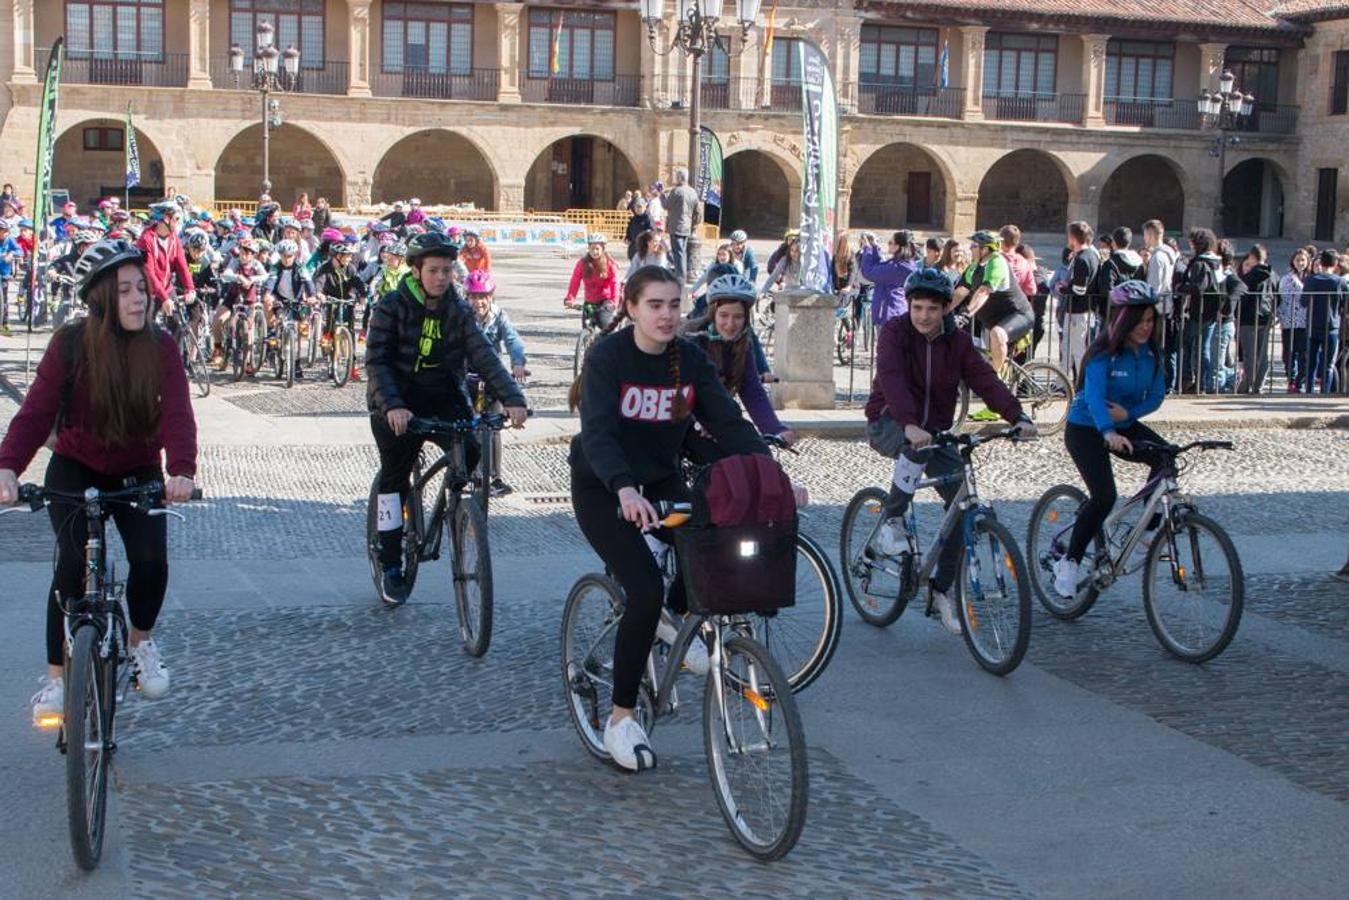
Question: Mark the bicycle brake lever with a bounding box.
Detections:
[148,508,186,522]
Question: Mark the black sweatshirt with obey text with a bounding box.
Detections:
[569,326,767,493]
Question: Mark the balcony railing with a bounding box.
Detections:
[371,68,498,101]
[43,50,188,87]
[855,83,963,119]
[1236,105,1299,135]
[659,74,761,111]
[209,58,349,95]
[521,74,639,107]
[1104,97,1201,130]
[983,92,1084,124]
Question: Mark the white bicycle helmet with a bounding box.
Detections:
[707,273,757,303]
[275,239,299,256]
[729,229,748,243]
[587,233,607,245]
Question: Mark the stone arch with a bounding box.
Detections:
[372,130,499,210]
[975,149,1073,234]
[52,118,166,208]
[1222,157,1286,238]
[1098,154,1187,236]
[721,149,797,239]
[213,123,346,207]
[523,135,639,211]
[849,142,955,232]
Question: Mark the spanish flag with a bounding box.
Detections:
[550,11,564,75]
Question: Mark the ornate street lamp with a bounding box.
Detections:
[229,21,302,198]
[1198,70,1255,232]
[640,0,760,281]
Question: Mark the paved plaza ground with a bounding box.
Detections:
[1,245,1347,897]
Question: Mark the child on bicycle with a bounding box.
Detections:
[567,265,779,772]
[1053,280,1169,599]
[564,234,619,326]
[864,268,1036,635]
[313,237,364,382]
[366,232,527,606]
[465,270,527,497]
[0,239,198,724]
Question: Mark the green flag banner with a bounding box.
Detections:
[796,38,837,293]
[28,38,64,317]
[698,125,723,210]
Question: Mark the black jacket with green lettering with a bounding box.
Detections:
[365,274,525,416]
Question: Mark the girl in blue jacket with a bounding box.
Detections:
[1054,280,1170,598]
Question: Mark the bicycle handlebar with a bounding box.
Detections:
[407,410,533,436]
[615,500,692,529]
[931,427,1034,451]
[1131,439,1235,456]
[762,433,799,455]
[6,482,203,514]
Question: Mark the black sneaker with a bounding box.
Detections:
[381,567,410,606]
[489,478,514,498]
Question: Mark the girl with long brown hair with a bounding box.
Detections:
[567,264,768,772]
[564,234,619,326]
[0,240,198,725]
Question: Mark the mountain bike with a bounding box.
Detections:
[317,295,357,387]
[364,415,509,656]
[1025,439,1244,662]
[952,330,1073,434]
[1,481,199,871]
[48,272,83,328]
[561,501,808,860]
[570,300,606,378]
[173,297,212,398]
[265,298,312,389]
[755,291,776,353]
[834,287,872,365]
[839,429,1033,675]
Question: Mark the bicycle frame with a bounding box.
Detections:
[1090,475,1180,585]
[411,445,471,562]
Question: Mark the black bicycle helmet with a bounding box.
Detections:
[1109,279,1159,307]
[74,239,145,301]
[904,266,954,304]
[405,231,459,262]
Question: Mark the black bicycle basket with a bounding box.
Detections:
[673,517,798,615]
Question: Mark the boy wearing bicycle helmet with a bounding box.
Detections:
[0,240,198,724]
[314,237,365,382]
[366,232,527,605]
[466,270,527,497]
[1054,280,1169,599]
[864,268,1036,634]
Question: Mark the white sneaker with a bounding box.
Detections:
[1053,557,1080,599]
[31,675,63,727]
[875,518,908,556]
[932,590,963,636]
[603,716,657,772]
[130,639,170,700]
[656,611,710,676]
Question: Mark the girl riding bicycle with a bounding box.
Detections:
[564,234,620,326]
[0,239,198,725]
[1053,280,1170,599]
[567,265,776,772]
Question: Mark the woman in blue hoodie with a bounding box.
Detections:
[1053,280,1169,599]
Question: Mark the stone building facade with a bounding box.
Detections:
[0,0,1344,243]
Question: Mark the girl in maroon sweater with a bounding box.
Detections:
[0,239,198,726]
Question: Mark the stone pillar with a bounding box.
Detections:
[768,288,838,409]
[499,179,525,212]
[1199,42,1227,91]
[347,0,373,97]
[959,26,986,121]
[187,0,213,89]
[953,190,979,237]
[834,15,861,113]
[346,174,373,209]
[639,18,668,108]
[496,3,522,103]
[1081,34,1109,127]
[11,0,37,83]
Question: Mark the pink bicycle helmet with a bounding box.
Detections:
[464,270,496,295]
[320,227,344,243]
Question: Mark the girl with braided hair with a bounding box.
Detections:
[566,264,770,772]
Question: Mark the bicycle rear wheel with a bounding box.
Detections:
[451,498,494,657]
[1012,362,1073,435]
[65,626,111,871]
[956,517,1032,676]
[332,326,353,388]
[952,382,971,432]
[705,634,808,861]
[1025,484,1105,619]
[755,533,841,692]
[839,487,912,627]
[1143,512,1243,663]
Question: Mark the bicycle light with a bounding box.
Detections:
[739,540,759,558]
[743,688,770,712]
[35,714,62,729]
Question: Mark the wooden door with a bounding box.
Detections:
[906,171,932,225]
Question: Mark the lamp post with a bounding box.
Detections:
[640,0,761,282]
[1198,70,1255,233]
[229,22,301,199]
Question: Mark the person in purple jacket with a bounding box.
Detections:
[859,229,921,326]
[683,274,795,462]
[863,268,1036,634]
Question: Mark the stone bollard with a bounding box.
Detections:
[767,287,837,410]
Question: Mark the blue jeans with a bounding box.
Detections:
[1213,320,1236,392]
[1182,320,1218,392]
[1306,329,1340,394]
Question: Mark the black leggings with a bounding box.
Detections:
[1063,421,1169,562]
[571,468,688,710]
[44,454,168,666]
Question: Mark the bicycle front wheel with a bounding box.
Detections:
[573,329,595,379]
[1013,362,1073,435]
[957,517,1032,676]
[451,498,494,657]
[1143,512,1243,663]
[755,532,842,692]
[65,626,112,871]
[282,331,295,388]
[1025,484,1105,619]
[840,487,911,627]
[332,326,353,388]
[705,634,808,861]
